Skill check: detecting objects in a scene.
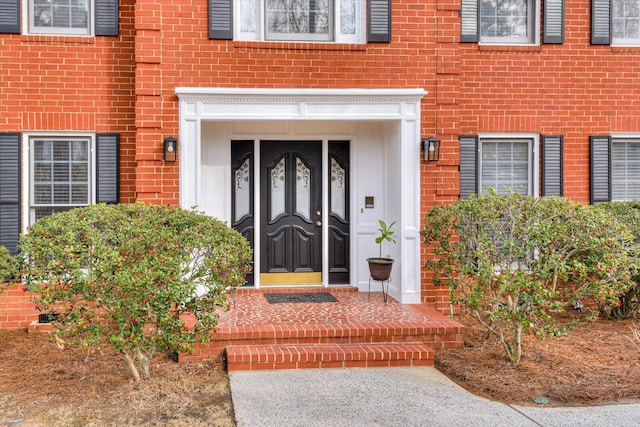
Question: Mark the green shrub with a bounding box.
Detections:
[595,200,640,319]
[0,245,18,291]
[20,203,252,381]
[423,193,636,365]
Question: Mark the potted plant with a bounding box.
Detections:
[367,219,396,281]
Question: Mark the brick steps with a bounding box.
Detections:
[178,290,466,370]
[226,342,435,371]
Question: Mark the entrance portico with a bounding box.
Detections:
[175,88,425,304]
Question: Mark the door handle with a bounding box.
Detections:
[315,221,322,227]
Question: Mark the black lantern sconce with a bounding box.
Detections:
[163,137,177,162]
[421,137,441,162]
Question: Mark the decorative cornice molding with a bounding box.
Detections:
[175,88,426,106]
[178,95,424,105]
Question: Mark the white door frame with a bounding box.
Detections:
[175,88,426,304]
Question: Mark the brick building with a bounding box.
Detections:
[1,0,639,328]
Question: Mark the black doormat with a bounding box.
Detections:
[264,292,338,304]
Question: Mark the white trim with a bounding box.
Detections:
[611,132,640,138]
[176,88,426,303]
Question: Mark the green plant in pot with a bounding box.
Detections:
[367,220,396,281]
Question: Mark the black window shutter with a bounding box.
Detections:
[209,0,233,40]
[368,0,391,43]
[95,0,118,36]
[460,0,479,43]
[542,135,563,196]
[591,0,611,45]
[96,133,120,204]
[590,136,611,204]
[0,133,21,255]
[0,0,20,34]
[459,135,478,199]
[544,0,565,44]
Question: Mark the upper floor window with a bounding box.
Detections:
[236,0,363,43]
[26,0,90,35]
[0,0,118,36]
[612,0,640,45]
[480,0,533,44]
[461,0,562,45]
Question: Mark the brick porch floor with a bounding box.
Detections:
[182,286,466,371]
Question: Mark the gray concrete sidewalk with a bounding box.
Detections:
[229,367,640,427]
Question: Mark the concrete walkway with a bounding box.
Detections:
[229,367,640,427]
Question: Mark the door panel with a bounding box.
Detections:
[231,141,254,285]
[261,142,322,282]
[328,141,350,284]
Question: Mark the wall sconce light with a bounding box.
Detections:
[422,137,441,162]
[163,137,177,162]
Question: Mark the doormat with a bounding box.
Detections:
[264,292,338,304]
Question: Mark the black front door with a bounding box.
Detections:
[260,141,322,284]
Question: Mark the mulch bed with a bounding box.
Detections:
[435,312,640,407]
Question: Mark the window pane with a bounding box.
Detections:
[613,0,640,39]
[33,0,88,31]
[295,156,311,221]
[481,140,530,195]
[270,156,286,220]
[33,185,52,204]
[71,185,89,203]
[53,163,70,181]
[53,141,70,161]
[234,158,251,222]
[266,0,331,40]
[71,140,88,161]
[71,163,88,181]
[31,138,90,213]
[612,141,640,200]
[53,184,70,203]
[33,140,52,161]
[240,0,256,32]
[34,207,74,222]
[331,157,346,220]
[480,0,528,38]
[340,0,356,35]
[34,164,51,181]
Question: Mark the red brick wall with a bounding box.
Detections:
[0,283,39,329]
[421,1,640,311]
[0,1,137,203]
[3,1,638,320]
[132,0,441,205]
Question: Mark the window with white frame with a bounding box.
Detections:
[29,135,93,224]
[479,0,536,44]
[237,0,363,43]
[612,0,640,45]
[479,137,536,196]
[460,0,541,45]
[611,138,640,200]
[25,0,91,36]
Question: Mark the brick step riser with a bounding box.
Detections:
[182,331,464,362]
[226,343,436,371]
